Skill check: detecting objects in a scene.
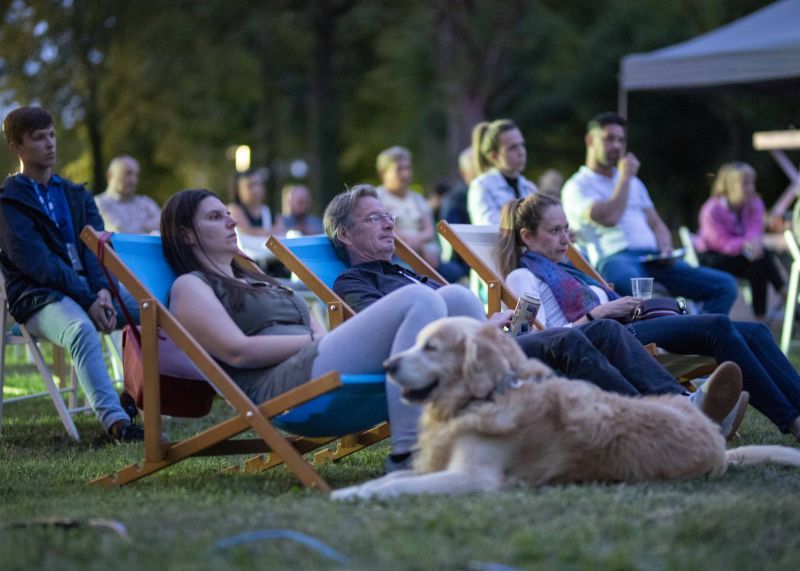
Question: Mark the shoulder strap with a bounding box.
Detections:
[97,231,141,344]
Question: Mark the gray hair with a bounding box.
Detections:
[323,184,379,261]
[376,146,412,177]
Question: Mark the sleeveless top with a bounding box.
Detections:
[191,271,320,404]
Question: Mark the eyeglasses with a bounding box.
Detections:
[360,213,396,225]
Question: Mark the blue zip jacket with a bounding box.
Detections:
[0,173,111,323]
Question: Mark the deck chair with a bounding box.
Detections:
[80,228,391,491]
[437,221,716,382]
[247,234,447,472]
[435,221,541,324]
[0,266,88,440]
[265,233,448,329]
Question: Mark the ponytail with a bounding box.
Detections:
[471,122,491,175]
[471,119,519,175]
[493,193,563,277]
[494,198,525,278]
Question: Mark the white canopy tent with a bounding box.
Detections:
[618,0,800,115]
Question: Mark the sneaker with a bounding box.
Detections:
[108,420,145,444]
[384,452,414,474]
[720,391,749,440]
[119,391,139,422]
[690,361,742,425]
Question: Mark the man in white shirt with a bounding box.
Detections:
[562,112,736,314]
[95,156,160,234]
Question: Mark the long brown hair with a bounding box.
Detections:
[161,188,285,310]
[471,119,518,175]
[494,193,562,277]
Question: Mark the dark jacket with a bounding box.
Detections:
[0,174,110,322]
[332,259,443,313]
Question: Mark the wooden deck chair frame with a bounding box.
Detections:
[437,221,716,382]
[0,265,89,441]
[80,227,391,492]
[239,234,445,474]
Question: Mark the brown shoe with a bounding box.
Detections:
[697,361,742,425]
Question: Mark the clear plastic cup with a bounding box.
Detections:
[631,277,654,299]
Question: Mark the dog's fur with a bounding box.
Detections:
[332,317,800,500]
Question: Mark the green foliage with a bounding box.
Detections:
[0,0,794,225]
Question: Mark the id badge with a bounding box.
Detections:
[66,242,85,272]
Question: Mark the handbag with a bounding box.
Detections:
[628,297,687,322]
[97,232,216,418]
[122,325,216,418]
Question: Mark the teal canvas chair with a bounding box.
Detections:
[81,228,390,491]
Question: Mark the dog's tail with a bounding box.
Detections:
[726,445,800,467]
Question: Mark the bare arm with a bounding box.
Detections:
[644,207,673,254]
[228,203,267,237]
[170,274,314,369]
[576,297,642,324]
[589,153,640,227]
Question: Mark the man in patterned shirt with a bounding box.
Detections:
[95,155,160,234]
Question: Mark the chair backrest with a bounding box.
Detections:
[109,234,177,305]
[436,221,529,320]
[280,235,349,290]
[445,223,502,276]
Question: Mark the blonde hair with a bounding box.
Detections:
[494,193,562,278]
[711,162,756,199]
[471,119,518,174]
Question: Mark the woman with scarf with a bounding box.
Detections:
[494,193,800,441]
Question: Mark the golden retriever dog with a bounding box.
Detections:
[332,317,800,501]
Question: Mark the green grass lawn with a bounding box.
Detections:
[3,352,800,571]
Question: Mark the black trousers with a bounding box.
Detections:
[514,319,683,397]
[698,250,785,317]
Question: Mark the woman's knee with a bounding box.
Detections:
[582,318,626,338]
[703,314,739,340]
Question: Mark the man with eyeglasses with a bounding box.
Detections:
[324,184,710,471]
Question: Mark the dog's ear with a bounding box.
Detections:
[462,324,511,398]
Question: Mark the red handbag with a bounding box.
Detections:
[97,232,216,418]
[122,325,216,418]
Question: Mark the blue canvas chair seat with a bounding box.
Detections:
[81,228,395,491]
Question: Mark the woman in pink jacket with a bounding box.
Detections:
[696,162,785,320]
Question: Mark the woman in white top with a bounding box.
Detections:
[467,119,537,225]
[494,193,800,441]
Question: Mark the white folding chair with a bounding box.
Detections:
[0,267,87,441]
[780,228,800,354]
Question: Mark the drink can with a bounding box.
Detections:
[509,292,541,336]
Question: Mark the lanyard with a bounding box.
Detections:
[31,179,59,224]
[27,176,76,241]
[25,175,84,272]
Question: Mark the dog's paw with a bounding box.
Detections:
[330,485,370,501]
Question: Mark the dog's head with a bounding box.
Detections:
[384,317,544,418]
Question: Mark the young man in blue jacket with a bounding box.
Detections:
[1,106,142,442]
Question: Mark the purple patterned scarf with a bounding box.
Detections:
[518,251,619,322]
